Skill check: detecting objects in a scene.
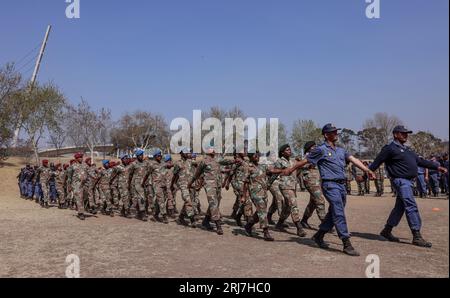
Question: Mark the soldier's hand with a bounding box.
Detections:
[367,171,376,180]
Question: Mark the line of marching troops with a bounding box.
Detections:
[16,144,449,244]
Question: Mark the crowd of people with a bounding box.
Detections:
[16,124,449,257]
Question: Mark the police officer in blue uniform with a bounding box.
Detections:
[292,124,375,256]
[369,126,448,248]
[416,164,428,198]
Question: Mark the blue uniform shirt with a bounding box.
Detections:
[417,166,425,175]
[306,142,350,180]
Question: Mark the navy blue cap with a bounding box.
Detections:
[393,125,413,134]
[322,123,341,134]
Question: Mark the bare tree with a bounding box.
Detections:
[291,119,323,155]
[363,112,403,146]
[409,131,444,158]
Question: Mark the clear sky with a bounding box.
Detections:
[1,0,448,139]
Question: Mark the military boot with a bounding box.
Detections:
[300,216,313,229]
[77,213,85,221]
[244,218,255,237]
[177,214,189,226]
[342,238,360,256]
[267,212,276,225]
[412,230,432,248]
[295,221,307,237]
[380,225,400,242]
[162,215,169,224]
[189,216,197,228]
[263,228,274,242]
[235,211,243,227]
[275,219,288,232]
[312,230,329,249]
[215,221,224,235]
[202,215,213,230]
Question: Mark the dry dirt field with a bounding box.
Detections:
[0,157,448,278]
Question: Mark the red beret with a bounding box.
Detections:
[42,160,49,165]
[74,152,84,159]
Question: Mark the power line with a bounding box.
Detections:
[14,43,41,68]
[15,53,39,73]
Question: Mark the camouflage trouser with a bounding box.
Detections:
[178,185,194,218]
[375,179,384,195]
[131,183,147,212]
[205,185,221,221]
[56,183,65,205]
[357,182,365,195]
[364,179,370,194]
[111,185,120,206]
[250,195,269,229]
[66,188,74,206]
[41,182,50,203]
[119,186,132,210]
[268,182,284,217]
[303,185,326,222]
[153,185,167,216]
[279,189,301,223]
[232,187,253,217]
[73,182,85,214]
[345,180,352,194]
[83,185,97,209]
[165,186,176,212]
[99,186,113,211]
[144,183,154,213]
[190,189,201,215]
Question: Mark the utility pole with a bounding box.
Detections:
[31,25,52,87]
[12,25,52,147]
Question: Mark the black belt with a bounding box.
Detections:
[322,179,346,184]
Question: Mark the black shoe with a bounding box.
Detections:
[275,220,287,232]
[244,221,254,237]
[342,238,360,256]
[215,221,224,235]
[77,213,86,221]
[412,230,432,248]
[235,213,243,227]
[162,215,169,224]
[380,226,400,242]
[312,230,329,249]
[202,216,213,230]
[267,213,276,225]
[189,217,197,228]
[177,215,189,226]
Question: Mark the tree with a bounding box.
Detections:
[47,105,71,158]
[0,63,22,154]
[19,83,66,164]
[291,120,322,155]
[409,131,444,158]
[357,127,385,159]
[339,128,356,154]
[111,111,169,152]
[363,112,403,152]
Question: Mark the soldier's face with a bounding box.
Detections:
[325,131,338,143]
[394,132,408,143]
[283,147,292,158]
[137,155,144,162]
[155,155,162,162]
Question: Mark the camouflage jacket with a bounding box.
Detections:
[39,166,51,185]
[194,155,234,188]
[67,162,87,186]
[114,163,132,191]
[98,167,115,190]
[173,158,192,187]
[301,165,321,188]
[245,163,269,198]
[230,160,249,191]
[129,160,149,188]
[274,157,297,190]
[148,160,167,186]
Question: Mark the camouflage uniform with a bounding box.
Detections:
[67,162,87,214]
[39,165,51,205]
[173,158,195,219]
[114,162,133,212]
[374,166,385,196]
[162,162,176,213]
[148,160,171,218]
[54,168,67,206]
[230,160,253,220]
[268,177,284,219]
[300,165,326,222]
[84,165,99,210]
[189,161,202,215]
[192,155,234,222]
[129,159,150,214]
[98,167,114,213]
[275,157,301,224]
[345,165,353,195]
[245,163,270,228]
[353,165,366,196]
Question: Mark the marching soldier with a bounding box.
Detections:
[67,153,88,220]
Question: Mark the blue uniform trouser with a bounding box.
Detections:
[429,174,439,195]
[387,178,421,231]
[34,183,43,201]
[27,181,34,198]
[416,174,427,196]
[319,181,350,239]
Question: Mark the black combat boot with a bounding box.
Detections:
[230,208,237,220]
[215,221,224,235]
[263,228,274,242]
[412,230,432,248]
[162,215,169,224]
[244,218,255,237]
[77,213,85,221]
[380,225,400,242]
[342,238,360,256]
[267,212,276,225]
[202,215,213,230]
[177,214,189,226]
[312,230,329,249]
[189,216,197,228]
[294,221,307,238]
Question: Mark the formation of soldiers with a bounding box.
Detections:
[16,145,449,243]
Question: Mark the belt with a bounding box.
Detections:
[322,179,346,184]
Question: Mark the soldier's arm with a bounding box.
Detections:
[189,162,204,188]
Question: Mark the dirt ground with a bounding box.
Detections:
[0,157,448,278]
